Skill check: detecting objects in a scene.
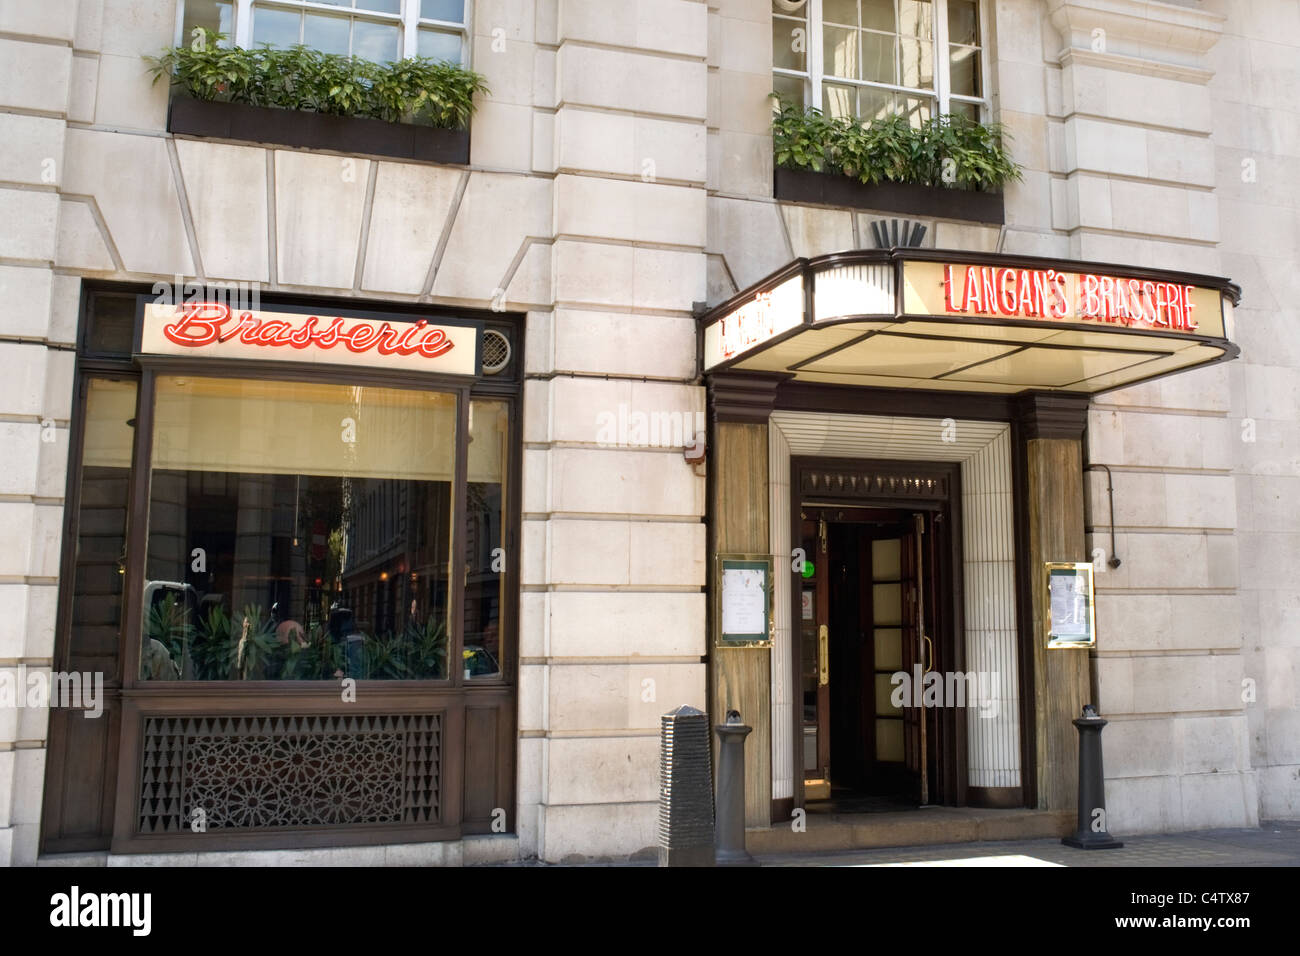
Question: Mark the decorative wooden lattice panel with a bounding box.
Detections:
[138,714,441,834]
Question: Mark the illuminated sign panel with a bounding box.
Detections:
[902,261,1225,338]
[140,302,480,376]
[702,275,804,369]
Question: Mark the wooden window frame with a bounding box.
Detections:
[42,285,522,854]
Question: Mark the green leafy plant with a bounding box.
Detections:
[145,593,192,676]
[771,95,1022,191]
[145,29,489,130]
[192,604,234,681]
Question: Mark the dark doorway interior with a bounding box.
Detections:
[799,496,960,812]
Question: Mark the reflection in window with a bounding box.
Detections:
[463,400,508,679]
[68,379,138,681]
[772,0,984,125]
[140,377,457,681]
[228,0,468,64]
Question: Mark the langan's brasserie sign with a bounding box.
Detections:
[700,250,1238,394]
[917,262,1223,335]
[140,301,480,375]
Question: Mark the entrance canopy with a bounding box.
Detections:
[701,250,1240,394]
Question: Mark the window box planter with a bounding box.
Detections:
[167,97,471,165]
[774,166,1005,225]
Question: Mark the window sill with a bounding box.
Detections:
[168,97,471,165]
[774,166,1005,225]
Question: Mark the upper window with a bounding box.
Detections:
[178,0,470,65]
[772,0,986,125]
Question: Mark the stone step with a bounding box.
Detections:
[748,808,1075,855]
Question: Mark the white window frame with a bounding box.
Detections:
[772,0,991,122]
[174,0,473,65]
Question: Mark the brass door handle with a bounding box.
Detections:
[818,624,829,685]
[923,633,934,674]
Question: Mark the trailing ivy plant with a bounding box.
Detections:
[771,95,1022,192]
[145,28,489,130]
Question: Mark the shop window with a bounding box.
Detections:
[178,0,470,65]
[139,376,459,681]
[463,399,508,680]
[772,0,986,124]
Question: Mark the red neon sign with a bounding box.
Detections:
[941,265,1198,332]
[159,302,456,358]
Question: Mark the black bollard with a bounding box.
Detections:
[715,709,758,866]
[658,705,715,867]
[1062,704,1124,849]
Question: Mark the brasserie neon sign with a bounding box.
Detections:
[141,301,478,375]
[941,264,1199,331]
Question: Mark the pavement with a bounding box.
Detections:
[752,819,1300,867]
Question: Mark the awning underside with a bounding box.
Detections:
[730,318,1230,394]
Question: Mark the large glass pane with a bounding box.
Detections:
[304,13,350,55]
[140,377,457,682]
[902,94,933,127]
[181,0,234,46]
[860,0,895,32]
[875,674,900,716]
[861,29,894,83]
[947,0,979,45]
[772,72,806,106]
[859,85,895,122]
[822,82,855,119]
[824,0,859,26]
[421,0,466,23]
[251,6,300,48]
[354,18,401,62]
[772,16,807,72]
[874,628,903,670]
[950,98,979,121]
[357,0,401,13]
[876,718,904,760]
[873,583,902,625]
[898,0,933,38]
[950,43,981,97]
[463,400,508,679]
[899,37,933,88]
[69,379,138,680]
[823,25,859,80]
[418,27,463,63]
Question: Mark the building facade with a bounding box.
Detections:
[0,0,1296,865]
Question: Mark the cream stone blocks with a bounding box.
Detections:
[537,801,657,861]
[558,0,708,59]
[557,44,707,119]
[707,197,790,289]
[431,172,551,303]
[554,175,706,247]
[0,40,72,114]
[0,114,65,188]
[545,663,706,732]
[549,310,698,380]
[551,240,706,312]
[62,129,192,276]
[546,519,706,587]
[175,141,269,283]
[361,162,464,295]
[544,591,707,657]
[554,109,708,184]
[274,152,370,289]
